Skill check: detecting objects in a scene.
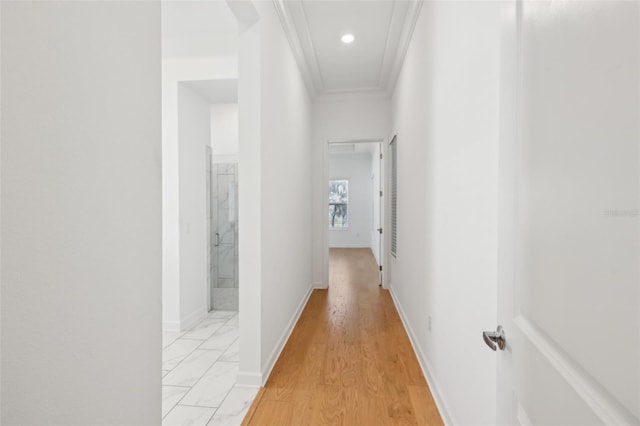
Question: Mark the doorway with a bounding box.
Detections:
[160,2,253,424]
[208,160,239,311]
[325,140,385,288]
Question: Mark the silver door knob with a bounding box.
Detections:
[483,325,506,351]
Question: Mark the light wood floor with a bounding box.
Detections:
[242,248,443,425]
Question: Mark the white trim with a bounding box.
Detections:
[162,320,182,333]
[233,383,261,389]
[328,138,385,145]
[324,139,386,289]
[514,315,639,425]
[295,1,325,91]
[163,306,207,332]
[385,0,423,95]
[235,372,262,387]
[0,0,3,415]
[378,0,403,87]
[382,138,391,289]
[260,285,313,385]
[206,147,213,313]
[315,90,390,103]
[323,86,384,95]
[272,0,318,97]
[163,308,207,332]
[389,286,455,426]
[272,0,423,98]
[312,281,326,289]
[328,244,371,249]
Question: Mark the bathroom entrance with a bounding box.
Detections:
[207,159,239,311]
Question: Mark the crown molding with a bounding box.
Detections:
[385,0,423,94]
[292,1,325,91]
[273,0,423,100]
[314,89,390,104]
[378,0,405,88]
[323,85,382,95]
[272,0,319,97]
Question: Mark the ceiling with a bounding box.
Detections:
[181,79,238,104]
[329,142,378,156]
[275,0,422,97]
[162,0,421,96]
[161,1,238,57]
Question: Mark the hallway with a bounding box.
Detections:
[243,248,443,425]
[3,1,638,424]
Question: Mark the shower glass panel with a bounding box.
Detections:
[210,163,239,310]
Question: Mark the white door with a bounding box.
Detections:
[495,1,639,424]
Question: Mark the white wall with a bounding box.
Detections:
[329,152,373,248]
[178,84,211,328]
[312,97,390,286]
[162,56,237,330]
[257,0,313,381]
[237,13,263,383]
[0,2,3,418]
[388,2,500,425]
[210,103,239,160]
[236,1,313,385]
[1,2,161,423]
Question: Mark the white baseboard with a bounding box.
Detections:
[163,308,206,332]
[328,244,372,248]
[235,371,262,387]
[180,307,207,332]
[388,286,454,426]
[312,281,327,289]
[162,320,181,332]
[260,285,313,385]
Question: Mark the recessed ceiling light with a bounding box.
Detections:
[341,33,355,44]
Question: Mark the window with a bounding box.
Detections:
[328,179,349,229]
[390,136,397,257]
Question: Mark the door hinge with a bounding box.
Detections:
[380,153,383,160]
[377,228,382,234]
[379,190,383,197]
[379,265,383,271]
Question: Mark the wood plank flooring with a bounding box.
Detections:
[242,248,443,425]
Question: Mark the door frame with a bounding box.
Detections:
[322,137,387,288]
[206,146,214,312]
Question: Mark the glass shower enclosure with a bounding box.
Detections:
[208,158,239,311]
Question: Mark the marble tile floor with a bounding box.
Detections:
[162,311,257,426]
